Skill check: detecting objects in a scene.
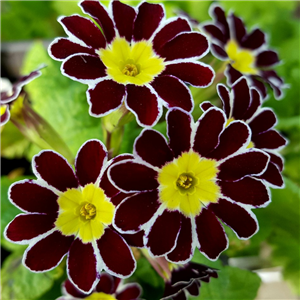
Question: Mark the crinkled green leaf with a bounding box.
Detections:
[1,251,63,300]
[21,42,103,159]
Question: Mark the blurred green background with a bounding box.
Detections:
[1,1,299,300]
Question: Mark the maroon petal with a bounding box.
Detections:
[75,140,107,187]
[218,150,269,181]
[134,129,173,168]
[167,216,193,263]
[256,50,280,68]
[207,121,250,161]
[79,0,115,43]
[252,130,287,150]
[110,192,133,207]
[88,80,125,117]
[241,29,265,50]
[97,228,136,277]
[167,108,192,157]
[209,199,258,239]
[109,160,158,193]
[260,70,285,100]
[232,77,251,120]
[151,75,193,112]
[64,279,86,298]
[195,208,228,260]
[114,191,161,232]
[59,15,106,49]
[33,151,78,192]
[225,64,242,86]
[200,101,214,112]
[202,24,227,45]
[133,2,164,41]
[62,54,106,82]
[162,62,214,87]
[268,151,284,171]
[117,284,142,300]
[9,180,58,213]
[112,0,136,42]
[193,107,226,157]
[49,38,95,60]
[68,239,98,293]
[146,210,181,256]
[187,281,200,296]
[220,177,270,207]
[126,85,161,127]
[210,5,230,40]
[100,154,134,198]
[96,273,114,294]
[210,43,228,60]
[121,230,145,248]
[157,32,209,61]
[249,109,276,135]
[5,214,56,243]
[24,231,74,271]
[250,76,268,100]
[257,162,284,188]
[153,17,191,52]
[229,13,246,43]
[243,88,262,121]
[217,84,231,118]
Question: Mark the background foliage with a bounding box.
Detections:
[1,1,299,299]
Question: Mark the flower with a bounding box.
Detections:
[57,272,142,300]
[162,262,218,300]
[49,0,214,127]
[0,69,42,125]
[202,4,287,99]
[4,140,136,294]
[201,77,287,188]
[108,107,271,262]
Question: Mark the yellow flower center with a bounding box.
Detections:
[0,105,7,116]
[157,151,220,217]
[99,37,165,86]
[55,183,115,243]
[225,40,257,74]
[85,292,117,300]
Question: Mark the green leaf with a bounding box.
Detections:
[195,266,261,300]
[21,42,104,160]
[1,252,63,300]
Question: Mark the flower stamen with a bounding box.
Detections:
[177,174,194,189]
[80,202,97,220]
[122,64,139,77]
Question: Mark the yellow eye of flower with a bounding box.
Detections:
[226,40,257,75]
[55,183,115,243]
[85,292,117,300]
[99,37,165,85]
[157,151,220,217]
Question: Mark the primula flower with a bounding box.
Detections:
[49,0,214,127]
[201,77,287,188]
[202,4,286,99]
[162,262,218,300]
[109,107,271,262]
[0,69,42,125]
[57,273,142,300]
[4,140,136,294]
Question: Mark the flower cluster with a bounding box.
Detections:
[4,1,287,299]
[202,5,287,99]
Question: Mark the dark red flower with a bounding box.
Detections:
[4,140,136,294]
[202,4,287,99]
[49,0,214,127]
[162,262,218,300]
[201,77,287,188]
[109,107,271,262]
[57,273,142,300]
